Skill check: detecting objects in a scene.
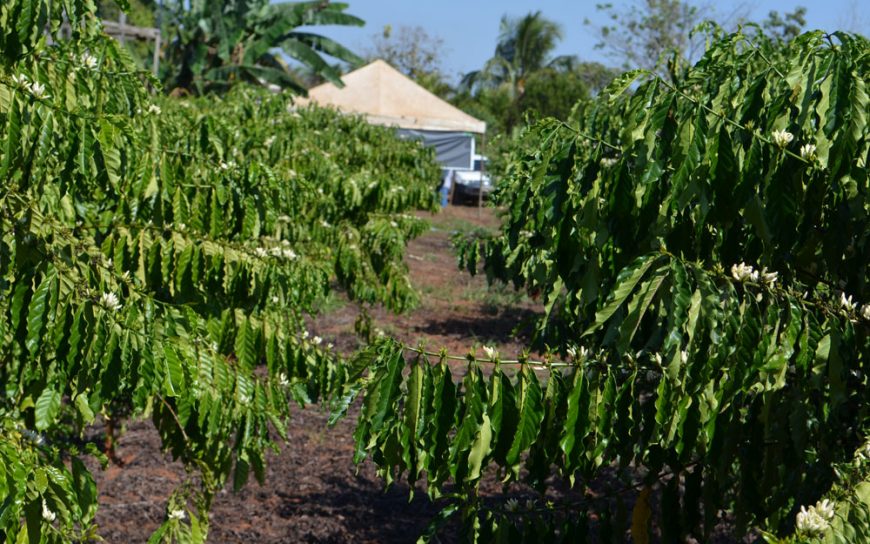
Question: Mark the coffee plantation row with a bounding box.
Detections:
[0,2,437,541]
[447,29,868,542]
[1,1,868,543]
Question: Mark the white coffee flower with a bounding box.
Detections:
[390,221,398,228]
[278,373,290,387]
[760,267,778,286]
[281,248,297,260]
[21,428,45,446]
[99,292,122,312]
[771,129,794,148]
[321,220,331,228]
[219,161,229,171]
[269,247,283,257]
[861,304,870,321]
[600,157,618,168]
[730,262,758,282]
[302,330,309,339]
[28,81,48,99]
[255,247,268,257]
[505,498,520,513]
[800,143,817,160]
[81,53,98,70]
[482,346,498,361]
[313,336,323,346]
[796,498,836,537]
[11,73,28,87]
[168,508,186,521]
[840,292,857,312]
[271,296,279,303]
[327,343,334,350]
[815,499,835,521]
[42,499,56,522]
[566,346,589,361]
[264,136,276,147]
[796,504,829,536]
[147,104,161,115]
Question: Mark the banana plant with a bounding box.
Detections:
[161,0,364,94]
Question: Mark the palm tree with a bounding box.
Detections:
[162,0,364,95]
[461,11,569,100]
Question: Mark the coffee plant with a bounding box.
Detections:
[0,2,437,542]
[345,29,869,541]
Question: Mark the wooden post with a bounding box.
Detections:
[478,133,486,218]
[152,32,161,75]
[118,13,127,46]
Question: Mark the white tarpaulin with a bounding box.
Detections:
[300,60,486,134]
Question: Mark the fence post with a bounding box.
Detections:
[153,32,161,76]
[119,13,127,46]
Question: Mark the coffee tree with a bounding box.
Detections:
[0,2,437,542]
[347,29,869,541]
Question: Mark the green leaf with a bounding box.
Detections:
[34,387,62,431]
[26,271,55,356]
[603,69,649,103]
[466,413,492,482]
[583,254,659,337]
[505,366,544,472]
[74,393,95,425]
[400,359,425,477]
[617,265,669,352]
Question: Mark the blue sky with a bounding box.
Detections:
[312,0,868,82]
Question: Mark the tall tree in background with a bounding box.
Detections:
[162,0,364,95]
[588,0,710,78]
[461,11,567,100]
[518,66,598,122]
[460,11,604,134]
[589,1,808,79]
[761,7,808,41]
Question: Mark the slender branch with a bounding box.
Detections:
[558,121,623,152]
[400,343,577,368]
[157,394,191,443]
[740,36,787,79]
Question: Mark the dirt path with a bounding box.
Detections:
[90,205,545,543]
[312,205,541,358]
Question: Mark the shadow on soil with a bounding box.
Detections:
[417,306,541,347]
[276,476,445,544]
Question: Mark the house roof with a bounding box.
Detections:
[299,60,486,134]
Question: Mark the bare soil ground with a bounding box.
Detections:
[90,205,550,543]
